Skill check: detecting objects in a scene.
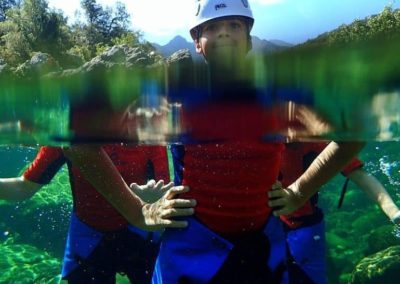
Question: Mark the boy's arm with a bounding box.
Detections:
[269,141,365,215]
[0,176,42,201]
[0,146,64,201]
[347,168,400,224]
[63,145,195,231]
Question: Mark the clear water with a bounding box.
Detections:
[1,143,399,283]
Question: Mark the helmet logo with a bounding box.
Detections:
[215,3,227,10]
[241,0,249,8]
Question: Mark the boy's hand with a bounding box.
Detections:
[130,179,173,203]
[137,185,196,231]
[268,181,306,216]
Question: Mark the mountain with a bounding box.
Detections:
[249,36,293,55]
[152,35,293,59]
[269,39,293,47]
[152,35,201,61]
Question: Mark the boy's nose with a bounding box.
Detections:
[216,24,231,37]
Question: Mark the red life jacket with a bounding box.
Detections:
[24,145,169,231]
[178,102,284,236]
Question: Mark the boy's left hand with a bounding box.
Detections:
[130,179,173,203]
[268,181,306,216]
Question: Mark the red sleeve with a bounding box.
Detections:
[23,147,66,184]
[341,157,363,177]
[149,146,170,182]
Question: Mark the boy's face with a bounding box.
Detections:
[194,17,249,65]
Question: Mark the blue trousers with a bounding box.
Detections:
[152,216,286,284]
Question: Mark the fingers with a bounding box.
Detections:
[271,181,282,190]
[165,185,190,199]
[146,179,156,188]
[272,207,290,216]
[130,182,140,191]
[167,198,197,208]
[268,198,286,208]
[162,220,189,228]
[268,189,285,199]
[161,208,195,218]
[158,181,174,192]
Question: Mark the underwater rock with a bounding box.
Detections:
[351,210,386,234]
[350,245,400,284]
[365,225,400,255]
[326,231,349,249]
[0,242,61,283]
[0,168,72,257]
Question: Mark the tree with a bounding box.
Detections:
[109,2,131,38]
[0,0,19,22]
[77,0,134,58]
[367,6,399,39]
[303,6,400,47]
[0,0,72,65]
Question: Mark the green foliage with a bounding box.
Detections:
[304,6,400,47]
[93,31,144,57]
[111,31,141,47]
[0,0,19,22]
[77,0,134,58]
[67,44,92,63]
[0,0,152,67]
[95,42,109,56]
[0,19,31,63]
[0,0,73,65]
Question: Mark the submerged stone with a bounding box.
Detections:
[350,245,400,284]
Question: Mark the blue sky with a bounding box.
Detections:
[48,0,400,45]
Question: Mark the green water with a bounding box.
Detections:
[1,35,400,144]
[0,143,399,283]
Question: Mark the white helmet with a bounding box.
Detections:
[190,0,254,39]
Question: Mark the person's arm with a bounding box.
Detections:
[269,141,365,215]
[347,168,400,224]
[0,176,42,201]
[1,146,64,201]
[63,145,196,231]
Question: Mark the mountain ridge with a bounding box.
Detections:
[152,35,293,58]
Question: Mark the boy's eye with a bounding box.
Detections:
[204,24,216,32]
[230,22,242,29]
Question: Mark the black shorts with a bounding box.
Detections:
[209,232,275,284]
[64,229,159,284]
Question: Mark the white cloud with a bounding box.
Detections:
[48,0,195,42]
[125,0,194,37]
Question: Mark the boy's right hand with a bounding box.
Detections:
[268,181,306,216]
[136,185,196,231]
[130,179,173,203]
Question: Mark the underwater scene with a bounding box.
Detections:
[2,1,400,283]
[0,143,400,283]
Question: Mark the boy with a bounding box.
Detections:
[0,145,174,283]
[152,1,364,283]
[270,142,400,284]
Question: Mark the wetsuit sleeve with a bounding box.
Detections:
[149,146,170,183]
[23,147,66,184]
[341,158,364,177]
